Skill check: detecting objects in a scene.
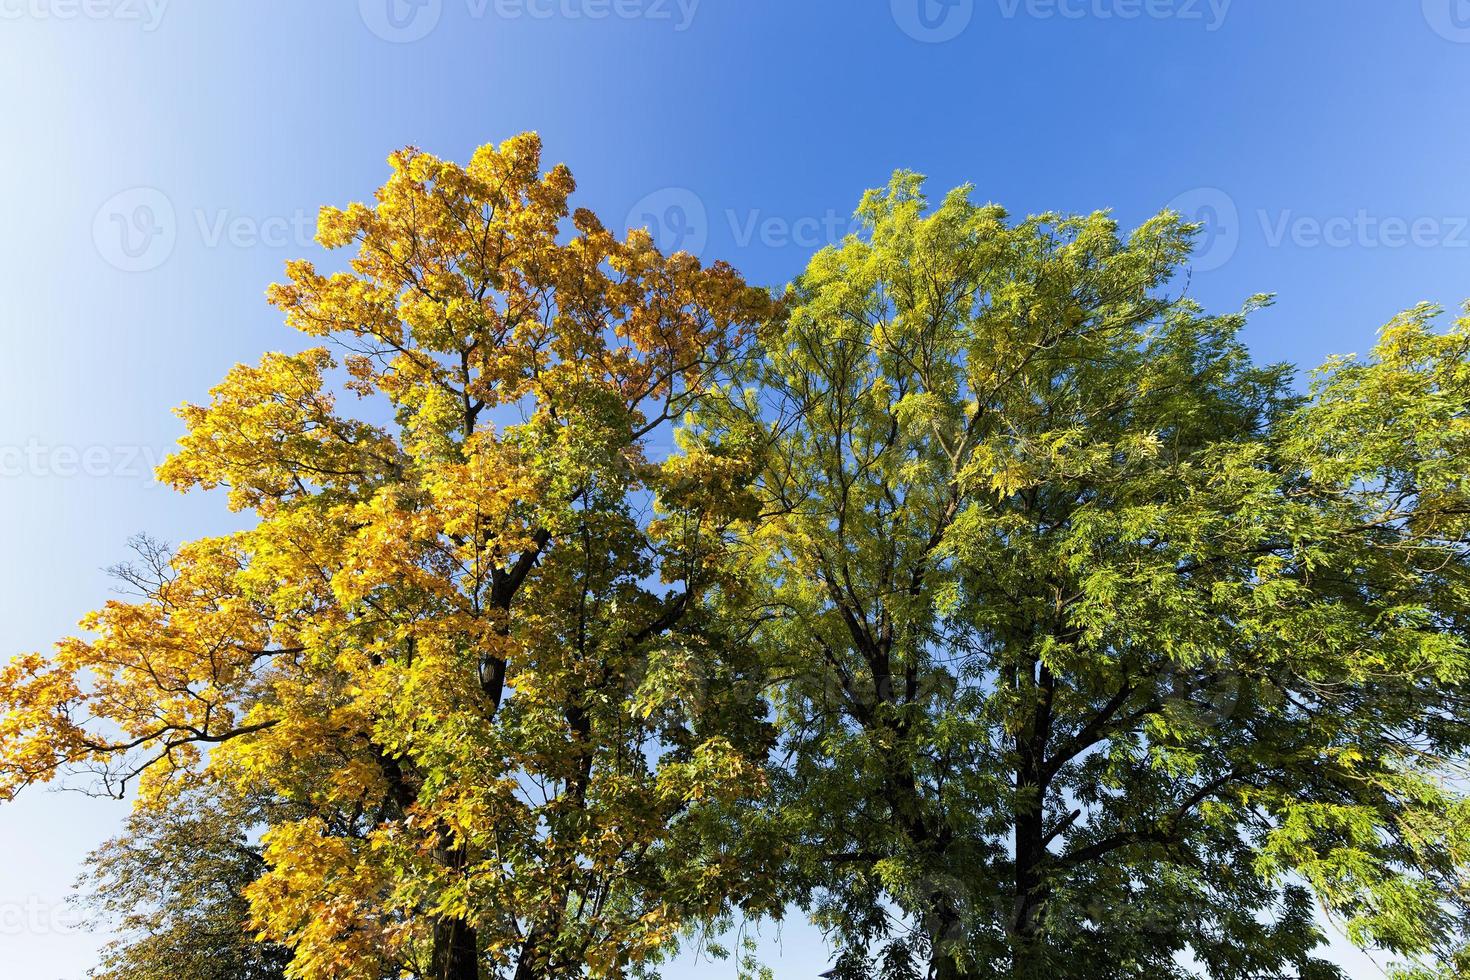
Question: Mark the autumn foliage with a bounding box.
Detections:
[4,136,1470,980]
[2,134,779,980]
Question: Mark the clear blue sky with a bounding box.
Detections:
[2,2,1468,976]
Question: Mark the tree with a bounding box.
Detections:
[7,146,1470,980]
[707,174,1470,979]
[76,773,294,980]
[0,133,782,980]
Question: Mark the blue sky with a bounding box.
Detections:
[2,1,1468,976]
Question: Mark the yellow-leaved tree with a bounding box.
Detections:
[0,134,781,980]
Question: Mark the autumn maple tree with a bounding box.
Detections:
[0,134,780,980]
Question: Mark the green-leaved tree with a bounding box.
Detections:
[703,174,1470,979]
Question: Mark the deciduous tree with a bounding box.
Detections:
[8,149,1470,980]
[76,771,294,980]
[708,175,1470,979]
[1,134,780,980]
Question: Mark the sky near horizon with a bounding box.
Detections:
[2,2,1469,976]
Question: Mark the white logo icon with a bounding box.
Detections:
[93,187,177,273]
[626,188,709,257]
[1165,187,1239,273]
[892,0,975,43]
[360,0,442,42]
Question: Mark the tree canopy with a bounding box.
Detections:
[1,134,781,980]
[2,137,1469,980]
[705,176,1470,979]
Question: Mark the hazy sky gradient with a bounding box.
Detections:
[3,2,1469,976]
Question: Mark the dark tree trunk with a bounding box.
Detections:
[926,901,969,980]
[1011,657,1054,979]
[1010,838,1050,980]
[512,925,548,980]
[1013,794,1049,940]
[432,914,480,980]
[431,840,480,980]
[368,745,482,980]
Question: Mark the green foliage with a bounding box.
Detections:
[689,173,1470,978]
[77,780,294,980]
